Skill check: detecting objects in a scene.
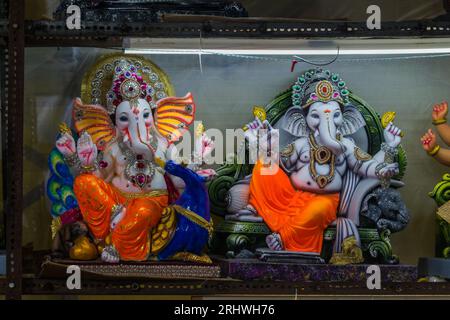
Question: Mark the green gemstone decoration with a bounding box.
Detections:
[331,74,339,82]
[293,85,301,91]
[298,77,305,84]
[338,81,345,88]
[305,72,312,79]
[292,93,300,99]
[341,89,349,96]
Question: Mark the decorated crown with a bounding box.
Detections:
[292,68,350,109]
[76,54,195,150]
[81,54,174,115]
[106,59,159,114]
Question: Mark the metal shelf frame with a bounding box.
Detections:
[18,278,450,296]
[2,0,450,299]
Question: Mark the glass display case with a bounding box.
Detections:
[3,0,450,300]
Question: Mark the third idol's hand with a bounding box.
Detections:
[432,101,448,121]
[420,129,437,152]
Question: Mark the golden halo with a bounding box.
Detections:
[81,53,175,109]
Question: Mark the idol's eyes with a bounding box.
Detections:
[143,112,150,119]
[334,111,341,118]
[119,115,129,122]
[310,113,320,119]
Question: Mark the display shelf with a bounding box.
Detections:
[18,276,450,296]
[23,19,450,47]
[3,0,450,300]
[8,254,447,297]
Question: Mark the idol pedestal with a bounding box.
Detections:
[40,257,221,280]
[216,256,417,282]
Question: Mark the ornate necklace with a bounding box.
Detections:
[118,141,155,189]
[308,134,335,189]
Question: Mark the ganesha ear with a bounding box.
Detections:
[72,98,116,151]
[155,92,196,145]
[282,106,309,137]
[340,105,366,136]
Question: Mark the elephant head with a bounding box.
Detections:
[72,58,195,157]
[304,100,345,154]
[283,68,366,154]
[114,98,160,157]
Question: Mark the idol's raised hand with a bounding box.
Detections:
[383,122,402,148]
[432,101,448,121]
[197,133,215,159]
[77,131,98,167]
[420,129,437,153]
[56,132,76,157]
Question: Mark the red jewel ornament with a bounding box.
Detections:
[99,160,108,168]
[136,174,146,186]
[137,162,145,169]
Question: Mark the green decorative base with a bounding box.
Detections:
[436,217,450,258]
[429,174,450,258]
[210,220,270,258]
[323,227,398,264]
[211,220,398,264]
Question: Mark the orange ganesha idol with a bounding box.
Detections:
[46,55,215,263]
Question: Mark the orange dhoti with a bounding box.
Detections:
[73,174,168,261]
[249,162,339,253]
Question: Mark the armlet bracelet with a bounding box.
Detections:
[428,145,441,157]
[433,119,447,125]
[79,161,98,173]
[375,162,388,179]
